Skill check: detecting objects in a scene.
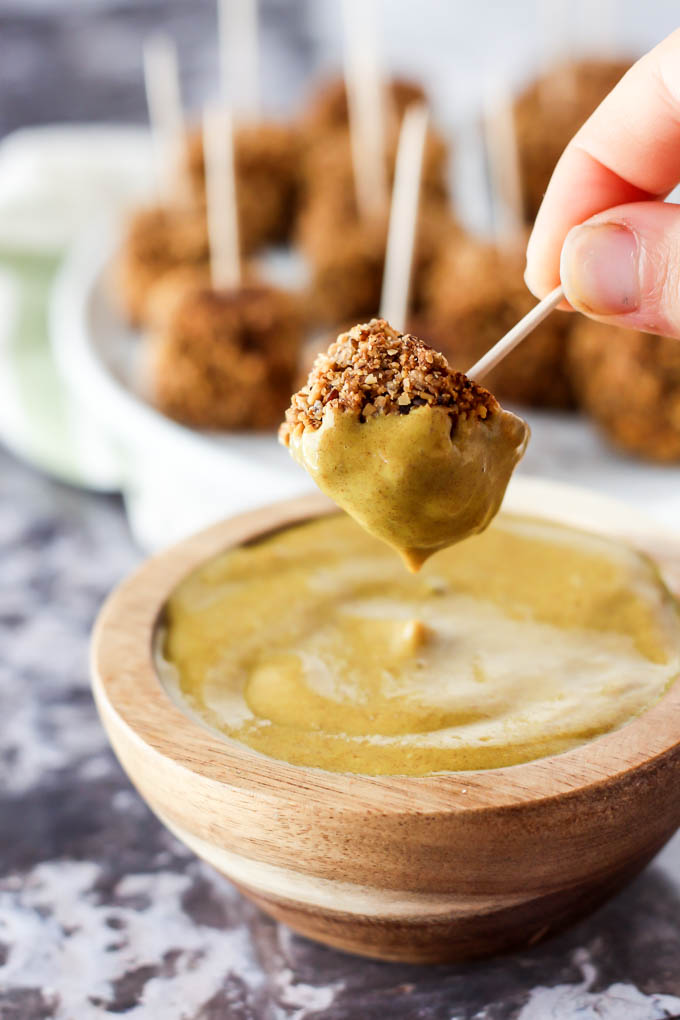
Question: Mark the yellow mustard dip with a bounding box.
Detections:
[161,513,680,777]
[287,405,528,570]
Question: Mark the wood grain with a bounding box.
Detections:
[91,478,680,962]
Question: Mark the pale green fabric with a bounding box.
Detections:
[0,251,120,490]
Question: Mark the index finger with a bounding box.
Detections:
[525,28,680,298]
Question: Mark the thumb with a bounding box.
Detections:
[560,202,680,338]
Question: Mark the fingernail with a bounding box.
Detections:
[561,223,640,315]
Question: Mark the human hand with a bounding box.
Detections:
[525,29,680,339]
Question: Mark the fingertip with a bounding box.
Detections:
[560,221,640,317]
[558,226,583,308]
[522,260,539,299]
[523,231,544,298]
[524,227,563,302]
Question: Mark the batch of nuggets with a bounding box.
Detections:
[113,59,680,463]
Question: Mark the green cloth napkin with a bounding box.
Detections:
[0,250,121,490]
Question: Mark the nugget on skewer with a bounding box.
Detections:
[305,211,452,329]
[280,319,528,570]
[147,108,304,432]
[113,204,210,326]
[144,263,213,331]
[568,319,680,463]
[115,36,212,326]
[423,233,575,408]
[298,122,449,250]
[151,283,302,430]
[299,120,454,330]
[300,75,428,140]
[514,58,631,221]
[180,0,301,249]
[184,121,302,250]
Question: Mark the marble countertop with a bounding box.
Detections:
[2,444,680,1020]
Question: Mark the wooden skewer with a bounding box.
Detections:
[218,0,260,120]
[379,103,429,330]
[143,34,185,202]
[467,285,564,382]
[203,106,241,290]
[342,0,388,218]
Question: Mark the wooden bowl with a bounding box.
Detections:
[91,477,680,963]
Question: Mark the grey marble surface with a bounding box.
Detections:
[2,443,680,1019]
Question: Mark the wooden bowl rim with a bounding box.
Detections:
[91,477,680,815]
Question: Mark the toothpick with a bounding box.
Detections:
[143,34,185,201]
[342,0,388,218]
[218,0,260,121]
[379,104,429,330]
[203,106,241,290]
[467,286,564,381]
[483,82,525,251]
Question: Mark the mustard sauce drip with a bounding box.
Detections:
[287,405,529,569]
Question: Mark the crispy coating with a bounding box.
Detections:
[514,58,631,221]
[184,121,302,250]
[144,263,213,331]
[568,319,680,463]
[423,233,575,408]
[152,284,303,431]
[113,204,210,326]
[280,319,497,445]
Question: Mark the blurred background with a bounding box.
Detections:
[1,0,680,551]
[2,0,679,131]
